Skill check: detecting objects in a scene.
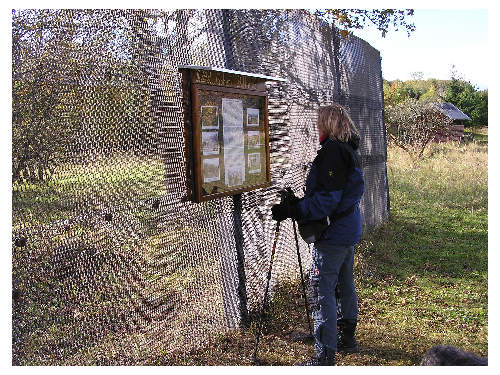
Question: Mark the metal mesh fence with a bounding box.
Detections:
[12,9,389,365]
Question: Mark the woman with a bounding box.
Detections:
[272,104,365,366]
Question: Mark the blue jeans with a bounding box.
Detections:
[310,243,358,356]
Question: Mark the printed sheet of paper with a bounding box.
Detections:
[247,108,260,127]
[203,157,220,183]
[202,131,219,155]
[201,106,219,129]
[247,131,261,149]
[248,152,261,174]
[222,98,245,187]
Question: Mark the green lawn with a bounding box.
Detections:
[12,154,167,230]
[13,137,488,365]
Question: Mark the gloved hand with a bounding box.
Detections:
[271,202,290,221]
[271,188,303,222]
[283,187,300,206]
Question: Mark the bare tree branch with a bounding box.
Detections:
[385,99,451,159]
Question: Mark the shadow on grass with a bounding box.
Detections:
[354,342,423,365]
[361,208,487,281]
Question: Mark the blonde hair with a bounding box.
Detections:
[317,104,359,142]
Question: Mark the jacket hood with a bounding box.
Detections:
[321,134,360,150]
[348,134,360,150]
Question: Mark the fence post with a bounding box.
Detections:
[379,53,391,217]
[218,9,249,328]
[331,24,343,104]
[231,193,249,327]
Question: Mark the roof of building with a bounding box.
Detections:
[178,65,287,82]
[434,102,471,121]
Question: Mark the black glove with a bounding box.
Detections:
[283,188,300,206]
[272,202,289,221]
[271,189,303,222]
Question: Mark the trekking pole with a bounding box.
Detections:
[291,217,314,338]
[253,197,284,363]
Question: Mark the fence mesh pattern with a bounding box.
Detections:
[12,9,389,365]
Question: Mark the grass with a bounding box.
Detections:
[12,152,228,365]
[169,136,488,365]
[12,154,167,230]
[465,125,488,144]
[12,133,488,365]
[13,218,228,365]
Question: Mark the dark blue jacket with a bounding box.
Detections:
[298,136,365,246]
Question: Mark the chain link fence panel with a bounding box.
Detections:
[12,9,389,365]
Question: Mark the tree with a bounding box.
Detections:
[442,77,488,126]
[410,71,424,80]
[419,83,439,103]
[317,9,416,38]
[12,10,157,183]
[383,79,430,106]
[472,90,488,125]
[385,99,452,158]
[12,10,87,182]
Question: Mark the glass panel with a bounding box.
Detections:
[197,89,268,198]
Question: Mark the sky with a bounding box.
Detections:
[4,5,491,92]
[352,9,489,90]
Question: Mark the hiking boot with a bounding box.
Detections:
[294,350,336,366]
[337,319,359,353]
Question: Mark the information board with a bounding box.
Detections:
[180,67,282,202]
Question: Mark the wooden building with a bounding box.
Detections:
[433,102,471,142]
